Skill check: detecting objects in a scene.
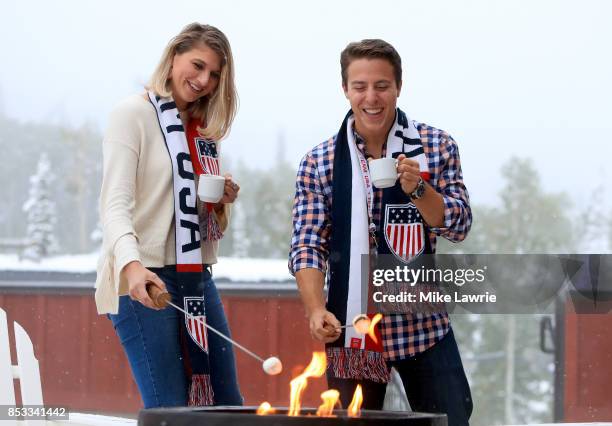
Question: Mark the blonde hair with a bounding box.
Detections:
[148,22,238,141]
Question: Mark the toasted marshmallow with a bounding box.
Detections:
[262,356,283,375]
[352,314,371,335]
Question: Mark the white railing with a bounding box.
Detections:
[0,308,135,426]
[1,307,44,425]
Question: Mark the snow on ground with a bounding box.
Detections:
[0,253,293,282]
[213,256,292,282]
[0,253,99,273]
[47,412,136,426]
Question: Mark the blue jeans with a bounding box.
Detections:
[327,328,472,426]
[109,266,243,408]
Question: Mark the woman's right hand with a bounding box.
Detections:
[122,261,168,310]
[308,307,342,343]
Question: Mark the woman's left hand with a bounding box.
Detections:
[218,173,240,205]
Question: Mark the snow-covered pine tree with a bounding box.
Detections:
[22,153,60,260]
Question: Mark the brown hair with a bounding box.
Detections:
[148,22,238,141]
[340,39,402,87]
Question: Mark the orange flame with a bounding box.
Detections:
[367,313,383,344]
[256,402,275,415]
[347,384,363,417]
[288,352,327,416]
[316,389,340,417]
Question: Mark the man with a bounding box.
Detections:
[289,39,473,425]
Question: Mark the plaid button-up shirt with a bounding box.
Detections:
[290,121,472,361]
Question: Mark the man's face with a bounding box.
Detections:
[343,58,401,140]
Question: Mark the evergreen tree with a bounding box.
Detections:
[0,117,102,253]
[243,161,295,258]
[573,182,610,252]
[221,135,296,259]
[439,157,575,425]
[22,153,60,260]
[231,199,250,258]
[62,123,102,252]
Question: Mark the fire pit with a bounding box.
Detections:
[139,349,448,424]
[138,406,447,425]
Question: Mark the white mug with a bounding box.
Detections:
[369,157,398,188]
[198,175,225,203]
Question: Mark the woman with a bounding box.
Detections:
[95,23,242,408]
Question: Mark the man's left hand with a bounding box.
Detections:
[397,154,421,195]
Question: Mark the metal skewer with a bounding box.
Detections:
[335,314,373,334]
[146,283,282,375]
[166,299,265,363]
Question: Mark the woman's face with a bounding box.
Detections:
[169,43,222,111]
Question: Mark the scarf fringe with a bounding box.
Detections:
[205,209,223,242]
[188,373,215,406]
[326,347,390,383]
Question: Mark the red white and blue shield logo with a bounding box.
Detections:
[184,297,209,352]
[195,138,219,175]
[383,203,425,263]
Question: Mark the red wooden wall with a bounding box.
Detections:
[0,288,328,415]
[563,303,612,422]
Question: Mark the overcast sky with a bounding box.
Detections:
[1,0,610,208]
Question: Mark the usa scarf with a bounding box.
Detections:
[148,91,217,405]
[185,119,223,242]
[327,108,432,383]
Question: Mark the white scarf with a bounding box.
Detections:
[343,112,427,350]
[148,92,203,271]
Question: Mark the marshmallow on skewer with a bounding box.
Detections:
[352,314,371,335]
[146,284,285,376]
[262,356,283,375]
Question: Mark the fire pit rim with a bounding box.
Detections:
[139,405,448,421]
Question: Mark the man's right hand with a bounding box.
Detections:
[122,261,167,310]
[309,307,342,343]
